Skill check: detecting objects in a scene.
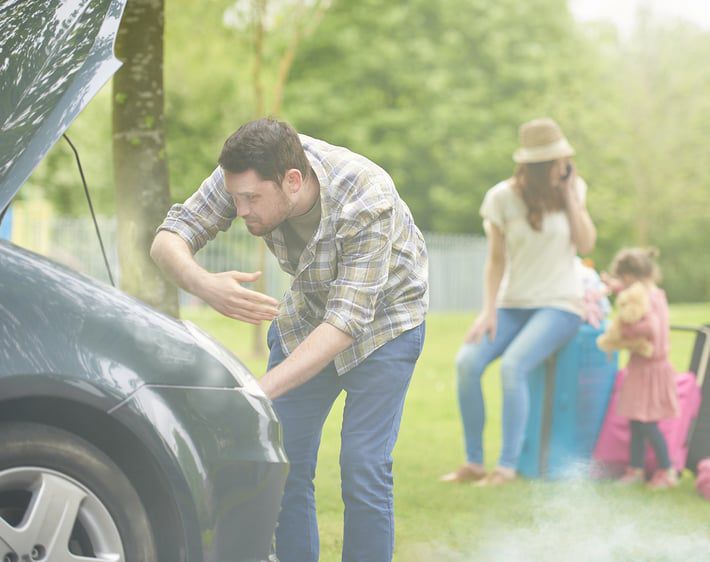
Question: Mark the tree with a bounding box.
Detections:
[113,0,179,316]
[285,0,589,232]
[27,0,708,301]
[223,0,333,115]
[223,0,334,356]
[608,14,710,299]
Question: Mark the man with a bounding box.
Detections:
[151,118,428,562]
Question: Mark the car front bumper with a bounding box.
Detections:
[111,385,288,562]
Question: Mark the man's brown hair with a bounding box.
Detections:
[218,118,311,185]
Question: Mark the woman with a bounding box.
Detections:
[441,118,597,486]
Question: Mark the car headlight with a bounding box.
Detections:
[182,320,266,399]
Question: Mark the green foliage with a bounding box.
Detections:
[285,0,581,232]
[163,0,254,199]
[24,87,114,216]
[281,0,709,299]
[21,0,710,300]
[572,17,710,300]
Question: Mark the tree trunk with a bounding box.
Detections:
[112,0,178,317]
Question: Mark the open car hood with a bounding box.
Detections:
[0,0,127,212]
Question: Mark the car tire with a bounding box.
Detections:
[0,422,157,562]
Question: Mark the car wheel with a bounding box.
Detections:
[0,422,157,562]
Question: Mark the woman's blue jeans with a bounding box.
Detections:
[269,321,425,562]
[456,307,581,469]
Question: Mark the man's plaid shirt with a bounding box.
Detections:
[159,135,429,374]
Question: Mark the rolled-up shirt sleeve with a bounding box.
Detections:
[157,166,237,253]
[323,197,394,340]
[480,187,504,231]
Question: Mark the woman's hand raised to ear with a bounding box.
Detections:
[559,161,578,203]
[559,162,597,254]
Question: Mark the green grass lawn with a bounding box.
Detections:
[184,304,710,561]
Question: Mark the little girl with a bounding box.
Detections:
[608,248,679,489]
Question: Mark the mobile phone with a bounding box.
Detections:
[561,162,573,181]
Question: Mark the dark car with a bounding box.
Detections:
[0,1,288,561]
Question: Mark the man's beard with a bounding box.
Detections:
[244,209,290,237]
[245,220,277,237]
[244,189,293,237]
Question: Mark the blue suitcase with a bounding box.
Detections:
[518,323,618,479]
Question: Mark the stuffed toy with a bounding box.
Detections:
[596,282,654,358]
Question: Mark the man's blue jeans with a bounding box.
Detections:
[456,307,581,469]
[268,321,425,562]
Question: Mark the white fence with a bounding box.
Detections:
[32,217,487,312]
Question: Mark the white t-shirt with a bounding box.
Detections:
[480,177,587,316]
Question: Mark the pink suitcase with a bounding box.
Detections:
[592,368,702,476]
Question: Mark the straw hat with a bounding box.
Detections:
[513,118,575,163]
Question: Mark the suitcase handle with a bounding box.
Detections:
[671,325,710,472]
[670,325,710,334]
[670,325,710,388]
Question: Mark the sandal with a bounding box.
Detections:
[439,463,487,483]
[616,467,644,486]
[647,469,678,490]
[475,466,517,487]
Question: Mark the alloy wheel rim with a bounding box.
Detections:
[0,467,125,561]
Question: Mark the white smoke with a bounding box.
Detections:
[399,469,710,562]
[476,482,710,562]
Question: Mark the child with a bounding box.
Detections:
[606,248,679,489]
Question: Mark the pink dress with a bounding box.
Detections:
[616,287,679,422]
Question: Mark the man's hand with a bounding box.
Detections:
[464,311,496,344]
[258,322,354,400]
[196,270,280,324]
[150,231,279,324]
